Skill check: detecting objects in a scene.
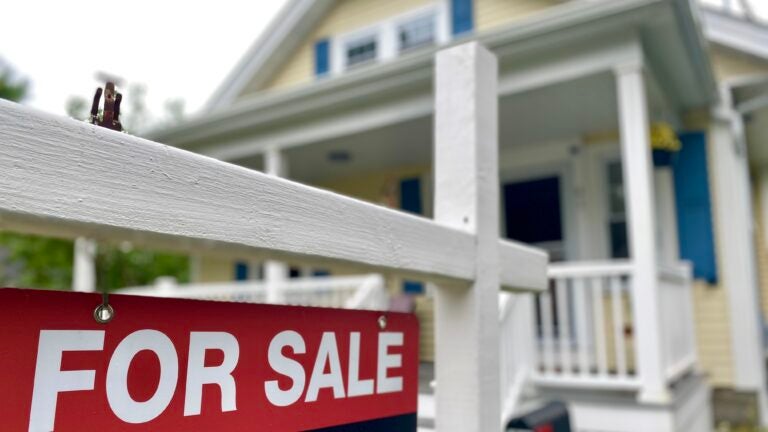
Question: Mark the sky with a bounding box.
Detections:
[0,0,286,126]
[0,0,766,126]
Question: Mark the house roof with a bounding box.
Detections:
[205,0,335,113]
[149,0,718,147]
[701,4,768,61]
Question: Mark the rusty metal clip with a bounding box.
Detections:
[90,81,123,131]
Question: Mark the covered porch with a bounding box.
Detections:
[138,2,716,429]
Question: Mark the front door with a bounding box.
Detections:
[503,176,565,261]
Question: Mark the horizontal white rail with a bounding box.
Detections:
[119,274,389,310]
[0,100,546,293]
[534,261,640,389]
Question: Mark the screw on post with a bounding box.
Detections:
[90,81,123,131]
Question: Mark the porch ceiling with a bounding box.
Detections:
[250,73,628,184]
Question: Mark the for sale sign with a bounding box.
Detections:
[0,288,418,431]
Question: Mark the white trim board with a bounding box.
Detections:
[0,99,547,293]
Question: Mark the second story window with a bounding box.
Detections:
[345,36,377,68]
[398,14,436,52]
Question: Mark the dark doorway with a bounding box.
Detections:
[503,176,563,246]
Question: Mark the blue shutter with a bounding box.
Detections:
[451,0,474,36]
[400,177,425,294]
[672,132,717,283]
[314,39,330,77]
[234,261,249,281]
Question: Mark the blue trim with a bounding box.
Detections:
[403,281,424,294]
[673,132,717,283]
[234,261,249,281]
[451,0,474,36]
[400,177,424,294]
[308,413,417,431]
[314,39,330,77]
[652,149,676,167]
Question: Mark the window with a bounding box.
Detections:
[606,161,628,259]
[398,14,435,51]
[345,36,377,67]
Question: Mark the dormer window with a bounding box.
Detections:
[345,35,378,68]
[398,14,436,52]
[325,3,450,76]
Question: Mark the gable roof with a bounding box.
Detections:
[205,0,335,113]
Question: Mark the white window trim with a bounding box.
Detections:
[329,1,450,76]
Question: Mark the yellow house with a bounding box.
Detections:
[149,0,768,430]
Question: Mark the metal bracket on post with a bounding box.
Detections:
[90,81,123,131]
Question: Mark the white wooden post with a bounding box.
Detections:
[72,237,97,292]
[264,148,289,303]
[615,64,670,403]
[434,42,501,431]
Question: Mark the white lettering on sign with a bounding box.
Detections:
[184,332,240,416]
[106,330,179,423]
[305,332,346,402]
[29,330,105,432]
[28,328,405,428]
[347,332,374,397]
[377,332,404,394]
[264,331,404,407]
[264,330,306,407]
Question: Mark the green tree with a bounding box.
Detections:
[0,61,29,102]
[0,66,190,291]
[0,62,76,290]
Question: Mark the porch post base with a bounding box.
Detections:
[637,386,673,405]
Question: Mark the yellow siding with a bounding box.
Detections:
[475,0,560,32]
[198,256,235,283]
[314,165,430,210]
[692,280,734,386]
[710,45,768,81]
[248,0,562,96]
[252,0,436,94]
[688,126,736,387]
[752,177,768,320]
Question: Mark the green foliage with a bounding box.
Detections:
[0,232,189,292]
[0,233,73,290]
[65,96,89,121]
[0,62,29,103]
[95,244,190,292]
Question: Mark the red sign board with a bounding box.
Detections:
[0,288,418,431]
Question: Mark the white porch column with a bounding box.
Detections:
[710,115,768,424]
[615,64,670,403]
[434,42,501,431]
[72,237,97,292]
[264,148,288,304]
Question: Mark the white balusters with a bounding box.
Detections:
[610,275,628,378]
[535,262,637,387]
[538,290,556,374]
[555,278,572,374]
[592,277,608,377]
[573,278,590,376]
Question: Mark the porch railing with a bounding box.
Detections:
[534,261,639,389]
[118,274,389,310]
[513,260,698,394]
[659,263,697,382]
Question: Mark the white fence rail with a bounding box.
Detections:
[119,274,389,310]
[534,261,639,389]
[659,264,697,382]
